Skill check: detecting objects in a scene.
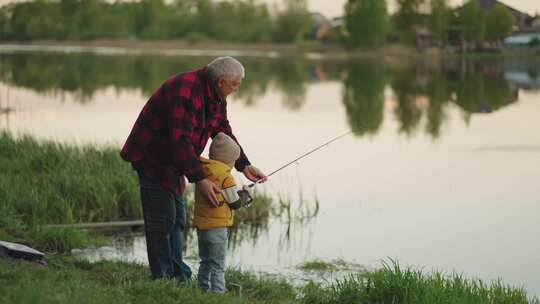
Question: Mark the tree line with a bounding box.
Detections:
[0,0,517,48]
[0,0,312,43]
[345,0,516,49]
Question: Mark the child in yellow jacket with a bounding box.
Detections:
[194,132,251,293]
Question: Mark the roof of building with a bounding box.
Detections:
[504,33,540,45]
[458,0,531,20]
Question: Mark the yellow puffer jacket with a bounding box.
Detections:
[193,157,236,230]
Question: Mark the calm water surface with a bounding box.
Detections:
[1,50,539,296]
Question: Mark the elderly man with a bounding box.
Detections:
[120,56,266,281]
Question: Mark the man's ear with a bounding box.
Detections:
[216,77,225,88]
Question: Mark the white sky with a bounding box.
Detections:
[0,0,538,19]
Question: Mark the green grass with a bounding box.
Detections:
[299,259,538,304]
[0,254,284,304]
[0,132,141,226]
[298,260,338,272]
[226,268,296,302]
[0,132,277,252]
[0,131,139,252]
[1,255,536,304]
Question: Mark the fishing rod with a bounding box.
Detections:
[247,130,352,189]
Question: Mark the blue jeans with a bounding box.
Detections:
[138,172,192,281]
[197,227,228,293]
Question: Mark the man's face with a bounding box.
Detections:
[216,75,242,99]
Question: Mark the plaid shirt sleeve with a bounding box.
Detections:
[167,82,206,183]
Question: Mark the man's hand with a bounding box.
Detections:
[196,179,222,207]
[242,165,267,184]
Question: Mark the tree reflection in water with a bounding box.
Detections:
[0,51,534,140]
[342,61,386,137]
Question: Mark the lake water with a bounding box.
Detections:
[1,48,539,297]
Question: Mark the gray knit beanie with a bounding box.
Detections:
[209,132,241,166]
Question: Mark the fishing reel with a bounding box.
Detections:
[224,185,253,210]
[238,186,254,208]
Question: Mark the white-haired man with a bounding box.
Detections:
[121,56,267,281]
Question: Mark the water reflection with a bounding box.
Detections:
[184,189,319,251]
[1,51,537,140]
[75,188,320,268]
[342,62,385,136]
[2,50,539,296]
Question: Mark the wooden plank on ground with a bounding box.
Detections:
[45,220,144,229]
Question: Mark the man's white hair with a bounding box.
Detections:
[207,56,245,81]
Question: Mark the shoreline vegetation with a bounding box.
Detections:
[1,253,537,304]
[1,133,539,302]
[1,0,539,55]
[0,132,278,252]
[0,40,539,61]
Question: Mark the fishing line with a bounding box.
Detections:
[247,130,352,188]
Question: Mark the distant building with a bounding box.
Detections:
[307,13,346,42]
[307,12,330,41]
[449,0,538,51]
[467,0,534,32]
[532,15,540,30]
[504,33,540,46]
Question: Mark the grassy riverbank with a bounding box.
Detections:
[0,132,140,251]
[299,260,537,304]
[1,254,536,304]
[0,132,274,252]
[0,39,343,55]
[0,253,295,304]
[1,40,538,61]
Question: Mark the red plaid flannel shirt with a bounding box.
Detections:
[120,68,250,195]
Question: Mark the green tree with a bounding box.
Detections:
[394,0,425,41]
[233,0,273,42]
[430,0,450,45]
[344,0,389,47]
[0,0,310,43]
[207,0,273,43]
[272,0,311,43]
[485,4,514,44]
[73,0,101,39]
[135,0,171,39]
[167,1,196,39]
[0,7,12,39]
[458,0,485,47]
[10,2,64,39]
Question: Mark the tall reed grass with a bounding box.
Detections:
[0,132,141,226]
[0,132,279,252]
[299,259,538,304]
[0,132,139,251]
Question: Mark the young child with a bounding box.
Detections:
[194,132,251,293]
